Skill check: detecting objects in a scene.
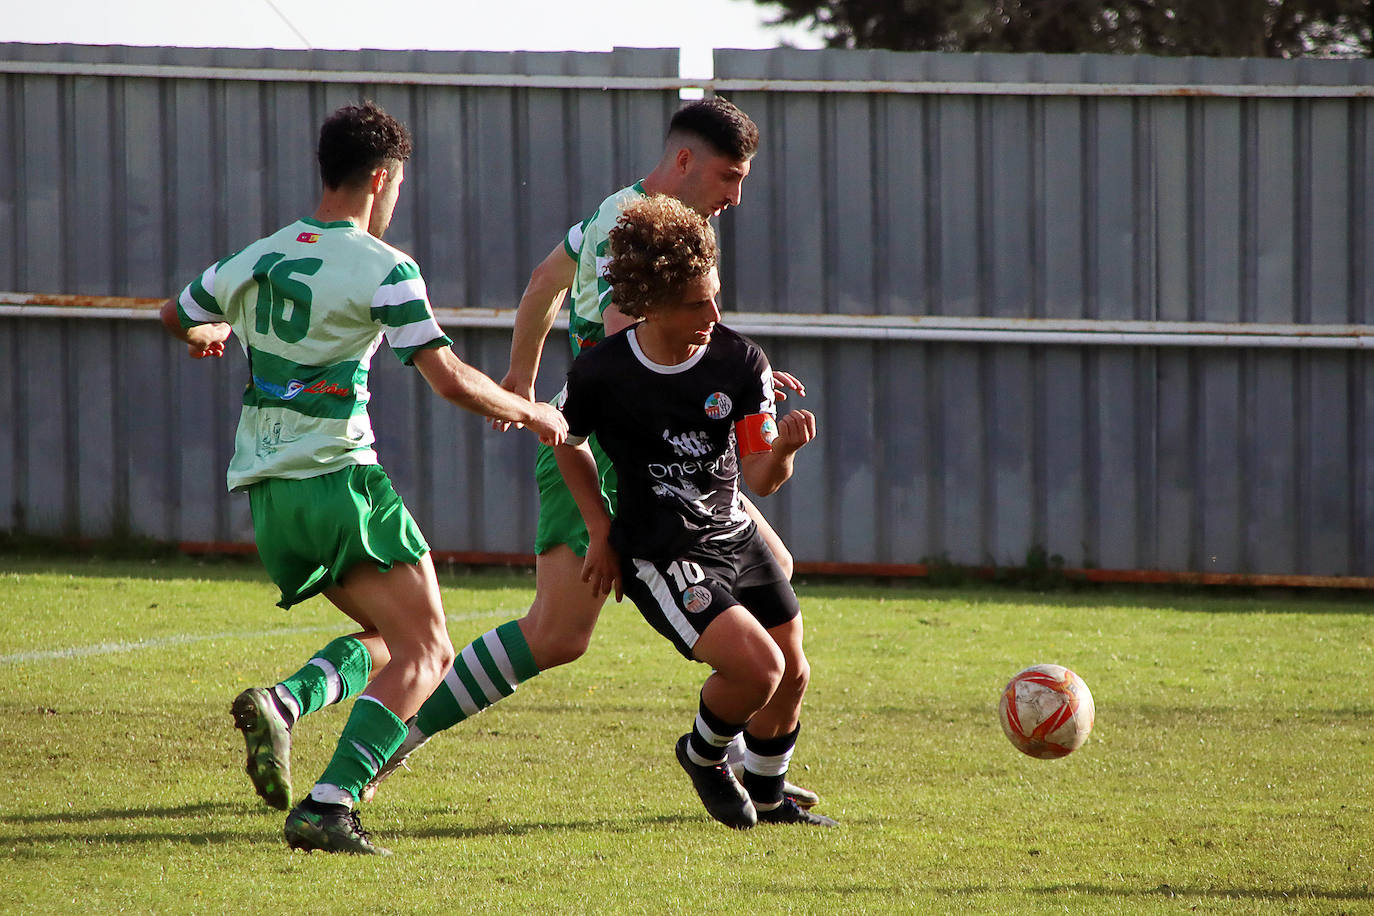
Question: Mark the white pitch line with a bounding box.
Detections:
[0,609,517,666]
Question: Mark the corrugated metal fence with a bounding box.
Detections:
[2,43,1373,582]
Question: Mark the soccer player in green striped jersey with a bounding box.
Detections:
[360,98,819,810]
[160,101,566,855]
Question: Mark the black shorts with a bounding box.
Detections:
[620,524,800,660]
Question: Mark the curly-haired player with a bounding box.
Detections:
[554,195,834,829]
[360,97,818,810]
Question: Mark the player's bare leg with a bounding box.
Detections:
[689,611,834,828]
[232,610,389,812]
[669,607,779,829]
[284,556,455,854]
[323,556,453,721]
[725,497,820,807]
[517,543,609,669]
[361,544,607,801]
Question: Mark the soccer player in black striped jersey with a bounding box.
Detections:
[553,195,835,829]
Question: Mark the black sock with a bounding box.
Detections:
[687,694,745,766]
[742,724,800,807]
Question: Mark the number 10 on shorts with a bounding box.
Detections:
[666,561,705,591]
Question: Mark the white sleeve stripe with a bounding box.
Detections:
[178,287,219,324]
[372,276,428,310]
[386,319,446,349]
[178,263,220,323]
[757,364,776,413]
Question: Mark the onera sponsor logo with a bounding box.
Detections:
[683,585,713,614]
[648,452,732,480]
[296,232,321,244]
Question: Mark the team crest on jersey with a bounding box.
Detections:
[704,392,732,420]
[296,232,321,244]
[683,585,713,614]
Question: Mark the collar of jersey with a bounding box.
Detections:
[627,327,709,374]
[299,216,356,230]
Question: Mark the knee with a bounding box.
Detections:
[417,630,455,687]
[521,603,594,670]
[530,633,589,670]
[734,645,786,707]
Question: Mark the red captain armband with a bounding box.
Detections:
[735,413,779,456]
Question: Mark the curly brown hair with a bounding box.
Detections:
[604,195,719,319]
[317,100,413,190]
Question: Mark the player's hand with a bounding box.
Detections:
[771,370,806,402]
[580,534,622,601]
[188,341,225,359]
[773,409,817,455]
[526,402,568,446]
[490,373,535,431]
[186,323,232,359]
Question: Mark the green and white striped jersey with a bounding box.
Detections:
[562,181,646,357]
[176,217,451,491]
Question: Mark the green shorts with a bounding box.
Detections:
[533,436,617,558]
[247,464,429,609]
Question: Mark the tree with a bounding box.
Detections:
[758,0,1373,57]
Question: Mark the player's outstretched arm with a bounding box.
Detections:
[502,244,577,396]
[491,243,577,432]
[159,298,231,359]
[740,409,817,497]
[413,346,567,445]
[553,441,622,600]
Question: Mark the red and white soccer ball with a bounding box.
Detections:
[998,664,1095,759]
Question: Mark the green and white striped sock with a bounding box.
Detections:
[414,620,538,736]
[273,635,372,725]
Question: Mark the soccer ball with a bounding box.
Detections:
[998,664,1095,759]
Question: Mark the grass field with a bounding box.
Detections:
[2,555,1371,915]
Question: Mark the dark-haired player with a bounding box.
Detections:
[362,97,818,809]
[554,194,832,828]
[160,101,566,854]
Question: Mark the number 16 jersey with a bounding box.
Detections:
[175,217,451,491]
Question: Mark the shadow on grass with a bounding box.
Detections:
[407,812,704,840]
[1035,882,1374,903]
[0,800,244,826]
[0,800,271,856]
[0,802,714,853]
[934,883,1374,903]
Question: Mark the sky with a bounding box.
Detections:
[0,0,824,78]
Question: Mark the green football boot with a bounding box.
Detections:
[284,799,391,855]
[230,687,293,810]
